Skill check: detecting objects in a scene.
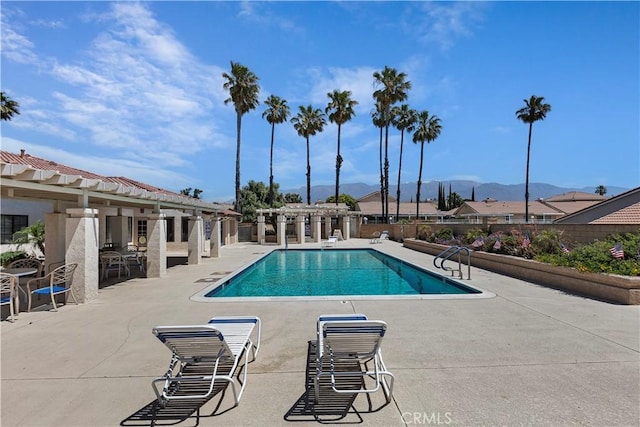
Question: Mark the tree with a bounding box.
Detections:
[516,95,551,222]
[284,193,303,203]
[447,192,464,210]
[1,92,20,121]
[373,66,411,223]
[13,221,45,255]
[291,105,326,206]
[391,104,417,219]
[325,194,357,211]
[326,90,358,206]
[222,61,260,213]
[471,187,475,202]
[239,180,285,223]
[595,185,607,196]
[413,111,442,221]
[179,188,202,199]
[371,103,387,221]
[262,95,290,206]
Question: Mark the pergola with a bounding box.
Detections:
[255,204,356,244]
[1,157,236,304]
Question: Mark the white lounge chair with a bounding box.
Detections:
[314,316,394,404]
[321,235,338,248]
[151,316,261,408]
[379,231,389,242]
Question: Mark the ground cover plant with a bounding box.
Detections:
[418,226,640,277]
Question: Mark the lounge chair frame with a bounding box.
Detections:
[152,316,261,408]
[314,317,394,404]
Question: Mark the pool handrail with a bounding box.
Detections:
[434,246,471,280]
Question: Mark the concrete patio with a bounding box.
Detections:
[1,239,638,426]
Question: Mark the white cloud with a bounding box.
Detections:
[407,2,487,51]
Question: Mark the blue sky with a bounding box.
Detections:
[2,1,638,202]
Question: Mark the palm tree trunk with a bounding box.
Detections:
[378,126,384,223]
[396,130,404,222]
[525,122,533,223]
[384,125,390,223]
[235,113,242,213]
[335,125,341,206]
[269,123,275,206]
[416,141,425,223]
[306,136,311,206]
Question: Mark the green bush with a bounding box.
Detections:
[534,231,639,276]
[0,251,28,268]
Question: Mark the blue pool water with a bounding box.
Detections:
[205,249,481,298]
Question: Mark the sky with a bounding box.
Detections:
[1,1,638,203]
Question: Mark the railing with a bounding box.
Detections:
[433,245,471,280]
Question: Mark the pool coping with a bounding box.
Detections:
[190,247,496,302]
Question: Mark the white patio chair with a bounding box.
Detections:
[314,317,394,404]
[321,235,338,248]
[151,316,261,408]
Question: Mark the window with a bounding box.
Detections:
[137,220,147,246]
[181,216,189,241]
[166,217,175,242]
[1,214,28,243]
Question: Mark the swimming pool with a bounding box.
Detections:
[202,249,488,299]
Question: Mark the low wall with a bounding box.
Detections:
[360,223,638,245]
[403,239,640,305]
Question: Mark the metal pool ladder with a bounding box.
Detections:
[433,246,471,280]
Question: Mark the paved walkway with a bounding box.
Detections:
[1,240,638,426]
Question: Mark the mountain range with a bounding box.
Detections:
[283,181,631,203]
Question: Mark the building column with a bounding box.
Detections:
[276,215,286,246]
[257,215,266,245]
[324,216,332,239]
[312,215,322,243]
[146,213,167,278]
[210,218,221,258]
[296,215,305,244]
[65,208,99,303]
[229,219,238,244]
[342,215,350,240]
[187,216,203,265]
[44,212,66,273]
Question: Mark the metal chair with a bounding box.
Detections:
[25,263,78,312]
[0,273,18,322]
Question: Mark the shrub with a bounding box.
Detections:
[0,251,28,268]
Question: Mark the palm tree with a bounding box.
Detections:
[391,104,417,221]
[413,111,442,221]
[516,95,551,223]
[371,103,386,221]
[1,92,20,121]
[373,66,411,223]
[326,90,358,206]
[594,185,607,196]
[262,95,290,206]
[222,61,260,213]
[291,105,326,206]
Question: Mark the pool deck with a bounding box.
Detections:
[2,239,638,426]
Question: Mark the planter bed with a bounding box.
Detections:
[403,239,640,305]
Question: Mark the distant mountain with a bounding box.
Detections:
[283,181,631,203]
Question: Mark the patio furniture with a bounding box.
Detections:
[100,251,130,279]
[151,316,261,408]
[314,316,394,404]
[0,272,18,322]
[7,258,43,278]
[25,263,78,312]
[321,235,338,248]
